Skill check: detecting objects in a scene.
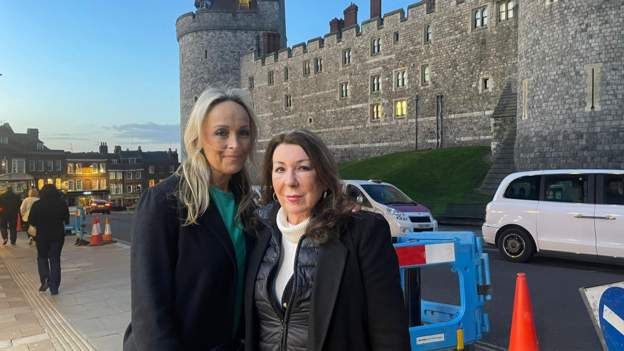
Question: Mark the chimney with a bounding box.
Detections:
[26,128,39,140]
[138,145,142,152]
[114,145,122,154]
[344,3,358,28]
[371,0,381,19]
[329,18,344,33]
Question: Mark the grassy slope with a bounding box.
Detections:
[339,146,492,216]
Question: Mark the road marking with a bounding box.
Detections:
[603,305,624,336]
[475,341,507,351]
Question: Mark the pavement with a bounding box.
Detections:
[0,234,130,351]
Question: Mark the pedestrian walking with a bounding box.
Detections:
[244,130,410,351]
[0,186,21,246]
[28,184,69,295]
[20,188,39,246]
[123,87,259,351]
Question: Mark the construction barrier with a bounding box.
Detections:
[394,231,491,351]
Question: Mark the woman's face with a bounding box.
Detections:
[201,101,252,181]
[272,143,324,225]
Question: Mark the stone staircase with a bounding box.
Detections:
[479,82,518,195]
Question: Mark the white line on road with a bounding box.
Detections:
[603,305,624,336]
[475,341,507,351]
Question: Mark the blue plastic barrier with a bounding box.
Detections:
[395,231,492,351]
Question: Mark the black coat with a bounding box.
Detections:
[244,209,410,351]
[28,196,69,242]
[0,191,21,220]
[123,176,253,351]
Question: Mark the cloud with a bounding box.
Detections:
[110,122,180,145]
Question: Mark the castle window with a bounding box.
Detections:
[456,0,465,4]
[284,94,292,109]
[248,76,254,89]
[370,75,381,94]
[585,64,603,112]
[339,82,349,98]
[238,0,251,9]
[11,159,25,174]
[342,49,352,65]
[480,77,492,93]
[204,50,208,59]
[29,160,36,171]
[284,67,289,81]
[0,136,7,144]
[370,103,383,121]
[426,0,436,13]
[314,58,323,73]
[194,96,198,102]
[499,0,515,21]
[545,0,558,5]
[36,142,44,151]
[394,100,408,118]
[521,79,529,120]
[395,70,408,89]
[268,71,274,86]
[424,25,432,44]
[303,60,311,76]
[371,38,381,56]
[308,117,313,125]
[474,6,488,28]
[421,65,431,86]
[393,32,400,43]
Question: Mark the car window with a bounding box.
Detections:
[345,185,372,208]
[504,176,539,200]
[360,184,413,205]
[603,174,624,205]
[544,174,588,203]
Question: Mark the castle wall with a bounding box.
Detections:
[241,0,518,162]
[516,0,624,170]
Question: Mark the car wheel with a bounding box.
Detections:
[498,227,535,263]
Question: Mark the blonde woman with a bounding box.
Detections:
[20,188,39,245]
[123,87,258,351]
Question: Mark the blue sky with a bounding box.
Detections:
[0,0,420,152]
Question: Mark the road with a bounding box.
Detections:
[86,215,623,350]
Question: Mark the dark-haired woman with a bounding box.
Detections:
[28,184,69,295]
[123,87,259,351]
[245,129,410,351]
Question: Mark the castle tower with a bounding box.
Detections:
[516,0,624,169]
[176,0,286,157]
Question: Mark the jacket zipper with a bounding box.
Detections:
[279,236,304,351]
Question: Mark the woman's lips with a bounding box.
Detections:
[286,195,302,203]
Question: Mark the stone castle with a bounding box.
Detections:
[177,0,623,186]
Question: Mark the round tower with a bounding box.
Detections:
[516,1,624,170]
[176,0,286,156]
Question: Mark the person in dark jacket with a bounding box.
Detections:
[245,129,410,351]
[123,87,259,351]
[0,186,22,246]
[28,184,69,295]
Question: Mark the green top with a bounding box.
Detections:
[209,186,246,336]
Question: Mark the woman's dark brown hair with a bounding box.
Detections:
[261,129,353,243]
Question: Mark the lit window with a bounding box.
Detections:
[474,6,488,28]
[394,100,408,117]
[421,65,431,85]
[395,70,408,88]
[239,0,251,9]
[371,75,381,94]
[268,71,274,85]
[339,82,349,98]
[76,180,82,191]
[109,172,116,180]
[371,38,381,55]
[370,103,383,121]
[314,58,323,73]
[55,178,62,190]
[99,163,106,173]
[499,0,514,21]
[149,179,156,188]
[67,163,74,174]
[68,180,75,191]
[342,49,352,65]
[303,60,311,76]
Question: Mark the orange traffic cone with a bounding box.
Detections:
[508,273,539,351]
[16,215,22,232]
[102,216,113,243]
[89,216,103,246]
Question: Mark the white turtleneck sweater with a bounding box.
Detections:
[274,208,310,303]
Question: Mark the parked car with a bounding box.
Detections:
[342,179,438,238]
[85,199,112,214]
[482,169,624,263]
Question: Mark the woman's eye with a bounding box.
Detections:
[273,167,285,173]
[238,129,251,137]
[215,129,228,137]
[299,165,312,171]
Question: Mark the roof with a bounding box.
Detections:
[66,152,109,161]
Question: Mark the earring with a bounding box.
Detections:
[272,192,277,201]
[323,191,329,199]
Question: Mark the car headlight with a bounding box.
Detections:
[386,207,410,222]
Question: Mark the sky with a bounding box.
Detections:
[0,0,421,153]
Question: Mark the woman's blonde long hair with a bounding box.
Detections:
[177,87,258,227]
